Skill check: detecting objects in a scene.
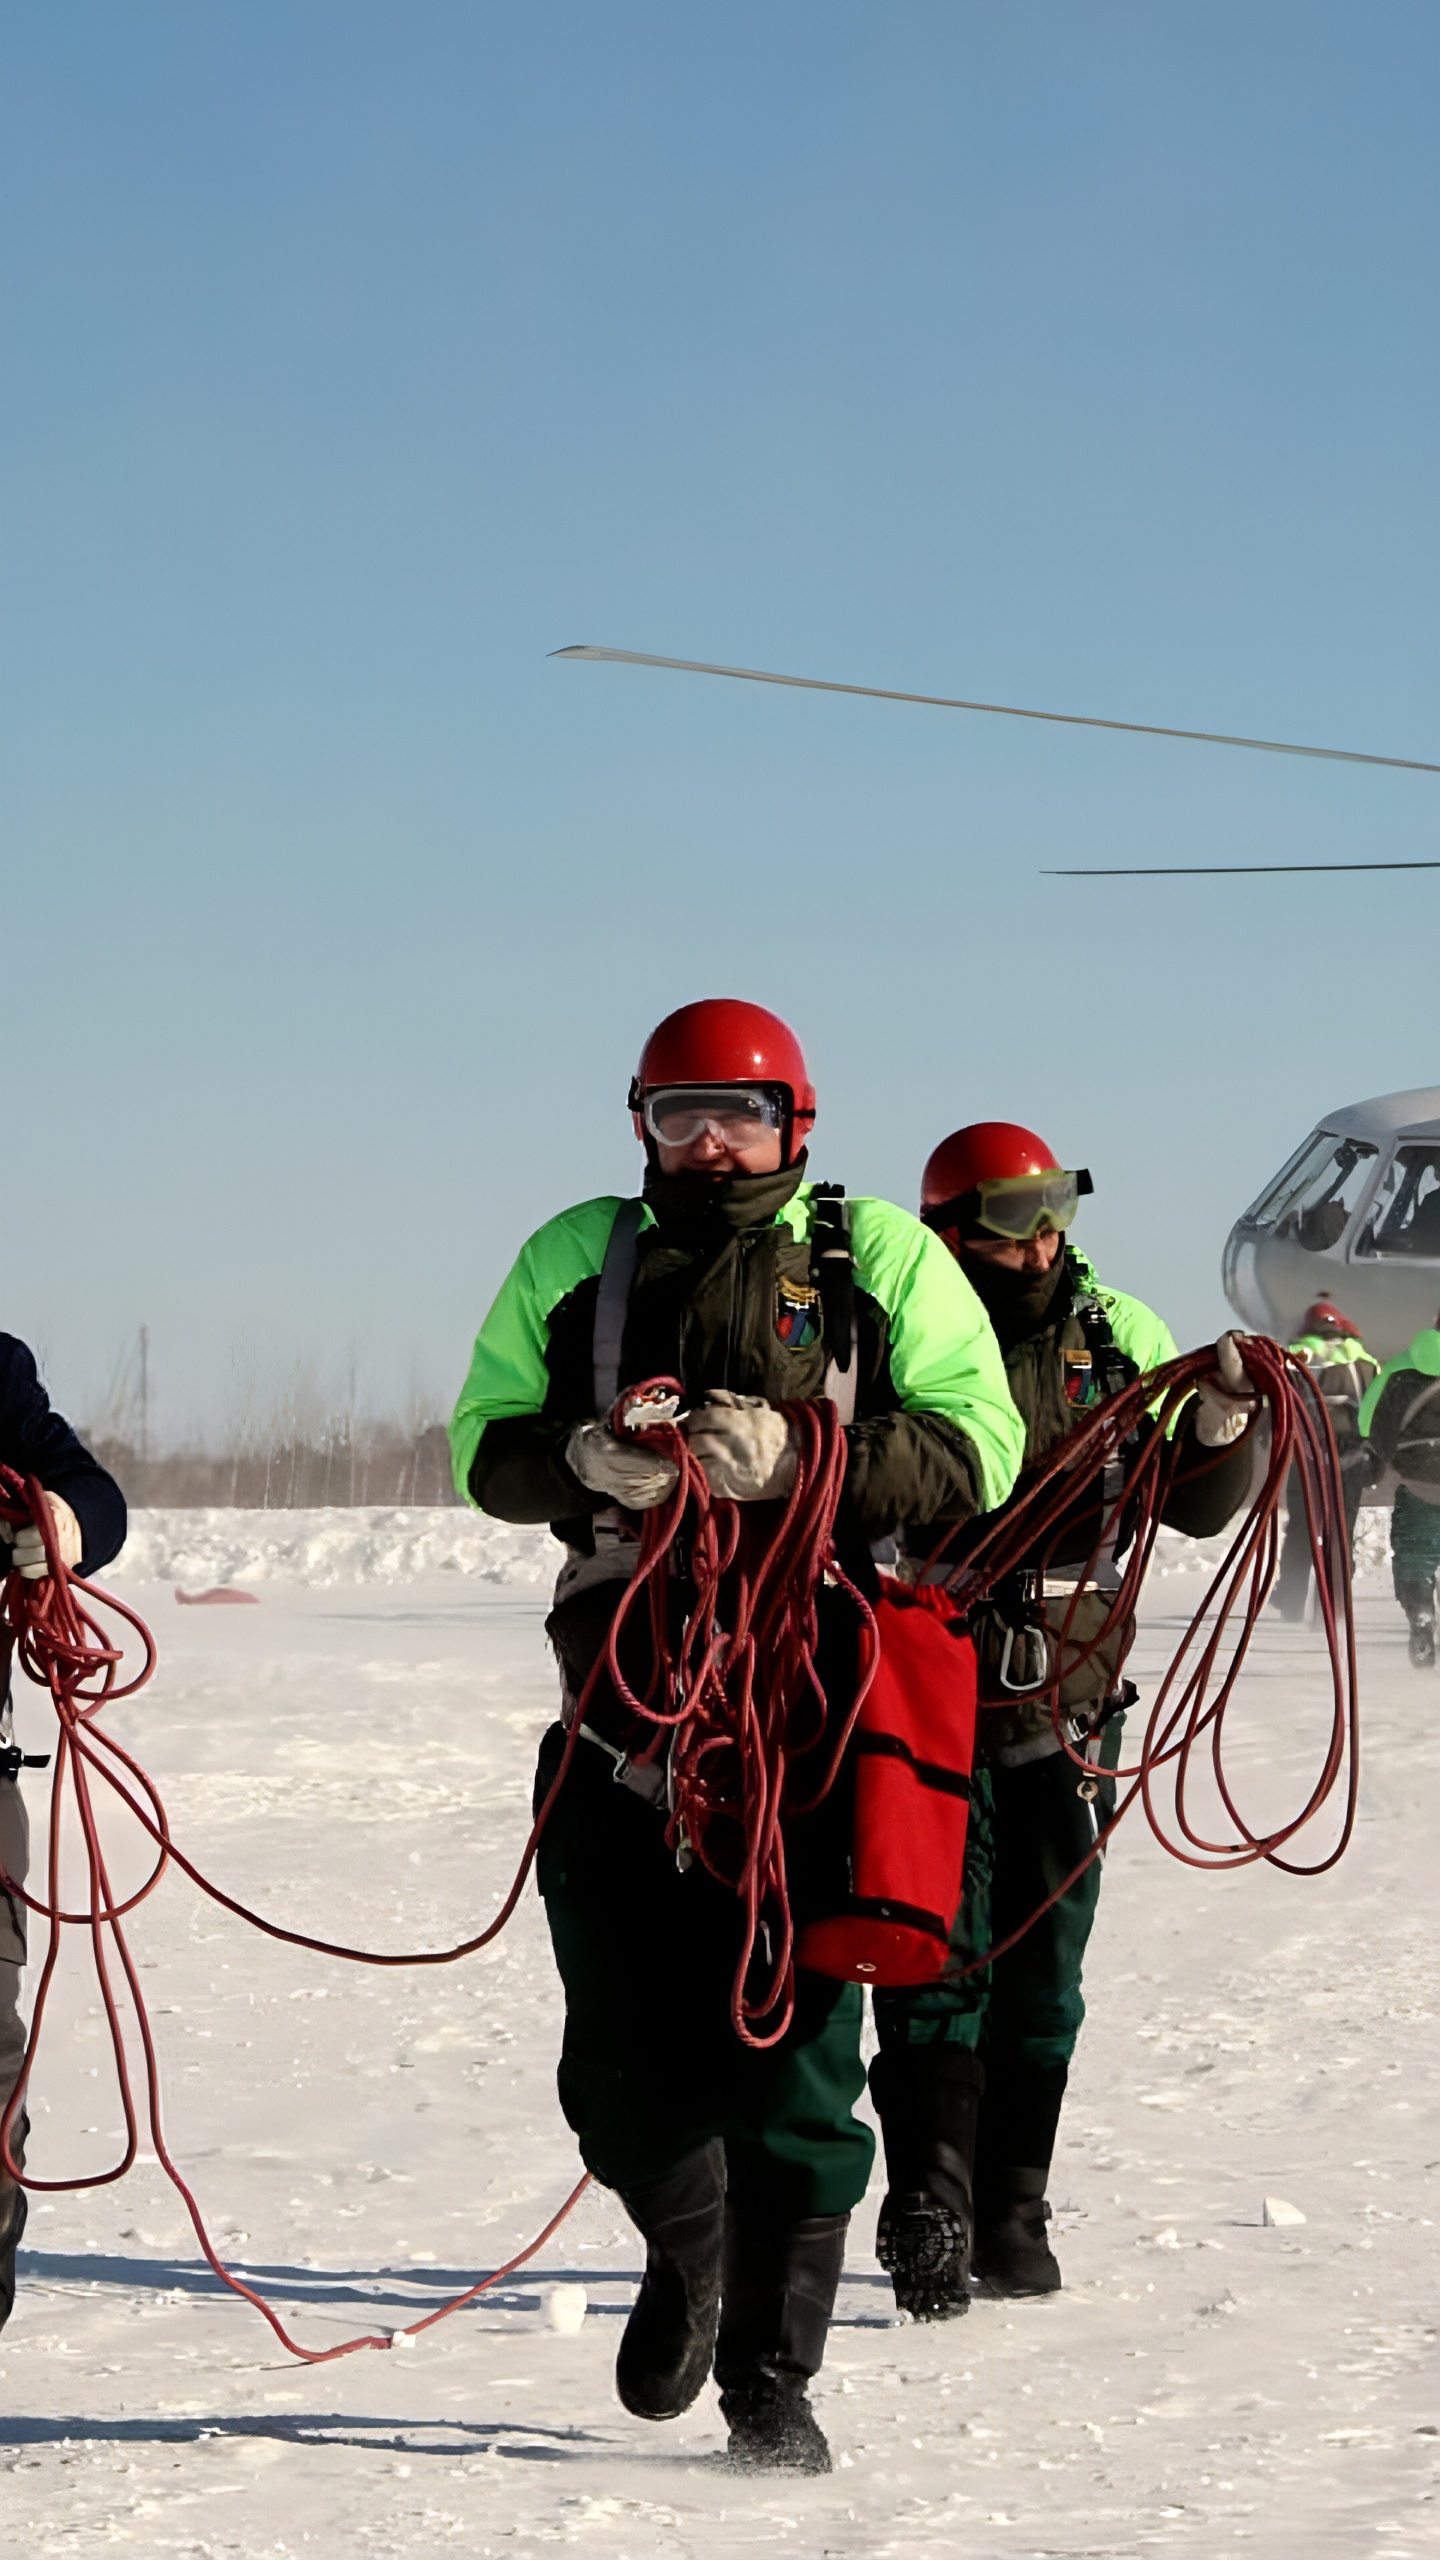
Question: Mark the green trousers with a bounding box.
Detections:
[534,1725,874,2219]
[1391,1484,1440,1602]
[872,1717,1123,2075]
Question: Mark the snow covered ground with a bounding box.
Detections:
[2,1510,1435,2556]
[108,1498,1404,1596]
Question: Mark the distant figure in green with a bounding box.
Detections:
[1272,1301,1378,1623]
[1359,1313,1440,1667]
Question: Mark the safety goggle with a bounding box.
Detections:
[974,1170,1091,1240]
[641,1085,785,1149]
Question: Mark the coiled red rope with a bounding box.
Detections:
[0,1390,873,2357]
[0,1336,1358,2355]
[0,1466,593,2362]
[593,1383,877,2047]
[915,1334,1360,1977]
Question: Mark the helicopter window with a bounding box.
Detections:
[1354,1146,1440,1260]
[1252,1136,1378,1252]
[1244,1133,1340,1229]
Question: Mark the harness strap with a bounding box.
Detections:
[1394,1373,1440,1477]
[592,1198,645,1417]
[1068,1278,1140,1587]
[811,1183,858,1426]
[590,1186,859,1426]
[576,1721,667,1803]
[1072,1287,1137,1404]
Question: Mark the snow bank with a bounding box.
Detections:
[112,1503,1400,1594]
[111,1505,555,1589]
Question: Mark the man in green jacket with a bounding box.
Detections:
[869,1121,1256,2322]
[1359,1313,1440,1666]
[1272,1301,1378,1622]
[451,1001,1023,2472]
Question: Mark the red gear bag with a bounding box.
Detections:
[797,1581,977,1988]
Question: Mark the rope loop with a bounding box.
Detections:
[0,1336,1359,2353]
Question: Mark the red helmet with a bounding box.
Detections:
[630,999,816,1164]
[920,1120,1093,1239]
[921,1122,1062,1210]
[1303,1299,1360,1339]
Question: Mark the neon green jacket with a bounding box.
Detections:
[1068,1249,1179,1377]
[1291,1330,1372,1371]
[450,1179,1025,1535]
[973,1245,1181,1477]
[1359,1327,1440,1440]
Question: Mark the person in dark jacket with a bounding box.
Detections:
[868,1123,1257,2323]
[1359,1313,1440,1666]
[450,1002,1023,2473]
[1271,1301,1378,1623]
[0,1335,127,2330]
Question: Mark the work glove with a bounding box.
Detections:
[564,1420,679,1511]
[0,1491,84,1579]
[1192,1334,1259,1449]
[683,1390,799,1503]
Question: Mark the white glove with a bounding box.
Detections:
[1,1492,84,1579]
[683,1391,799,1502]
[1192,1333,1259,1449]
[564,1420,679,1511]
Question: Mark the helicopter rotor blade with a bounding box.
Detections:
[551,643,1440,777]
[1047,858,1440,876]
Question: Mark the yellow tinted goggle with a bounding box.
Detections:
[974,1170,1092,1240]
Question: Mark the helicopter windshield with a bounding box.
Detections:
[1244,1132,1378,1253]
[1354,1144,1440,1260]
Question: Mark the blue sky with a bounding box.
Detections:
[4,2,1437,1440]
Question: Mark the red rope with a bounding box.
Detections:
[915,1334,1360,1979]
[594,1382,878,2046]
[0,1336,1359,2351]
[0,1466,595,2362]
[0,1386,875,2353]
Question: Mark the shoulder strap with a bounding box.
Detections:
[810,1183,857,1425]
[592,1199,644,1419]
[1069,1270,1135,1400]
[1066,1268,1138,1563]
[1397,1372,1440,1451]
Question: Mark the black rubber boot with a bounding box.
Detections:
[974,2169,1061,2293]
[0,2113,28,2334]
[869,2045,983,2320]
[973,2060,1067,2296]
[615,2141,726,2420]
[715,2208,848,2474]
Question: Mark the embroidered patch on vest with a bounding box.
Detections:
[775,1276,822,1350]
[1063,1347,1097,1406]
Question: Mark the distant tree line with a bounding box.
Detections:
[88,1417,459,1509]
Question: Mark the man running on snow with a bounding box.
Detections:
[0,1337,127,2331]
[1272,1301,1378,1622]
[868,1123,1256,2320]
[1359,1309,1440,1667]
[450,1003,1023,2471]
